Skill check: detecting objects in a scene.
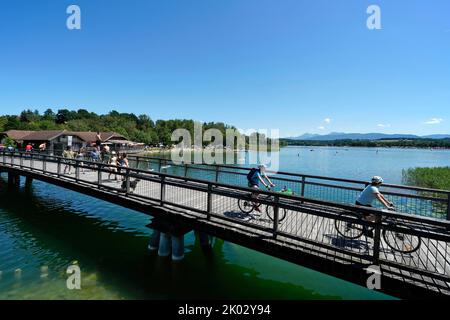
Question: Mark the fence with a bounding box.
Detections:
[127,155,450,220]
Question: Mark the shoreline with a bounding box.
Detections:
[281,145,450,150]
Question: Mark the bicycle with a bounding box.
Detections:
[237,187,288,222]
[334,206,422,254]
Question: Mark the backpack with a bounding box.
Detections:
[247,168,258,181]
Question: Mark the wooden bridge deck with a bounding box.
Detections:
[1,154,450,298]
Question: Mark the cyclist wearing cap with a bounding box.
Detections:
[356,176,394,209]
[355,176,394,238]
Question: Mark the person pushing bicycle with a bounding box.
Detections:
[246,164,275,212]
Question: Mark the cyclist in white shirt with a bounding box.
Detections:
[355,176,395,238]
[356,176,394,209]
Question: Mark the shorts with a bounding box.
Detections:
[248,183,259,189]
[355,201,372,207]
[356,201,373,219]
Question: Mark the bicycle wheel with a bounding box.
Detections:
[335,212,365,239]
[238,199,254,214]
[382,223,421,254]
[266,206,287,222]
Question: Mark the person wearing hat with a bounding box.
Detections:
[356,176,394,209]
[355,176,395,237]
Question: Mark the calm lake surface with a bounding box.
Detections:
[3,146,449,300]
[274,146,450,184]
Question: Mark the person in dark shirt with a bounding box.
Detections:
[246,164,275,212]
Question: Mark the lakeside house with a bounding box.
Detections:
[0,130,144,155]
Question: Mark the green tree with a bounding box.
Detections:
[3,137,17,148]
[43,108,56,120]
[0,116,7,132]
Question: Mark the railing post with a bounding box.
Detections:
[20,152,23,169]
[43,155,47,173]
[57,157,61,177]
[136,156,140,169]
[125,169,131,195]
[215,166,219,183]
[372,212,382,264]
[97,163,102,187]
[446,193,450,221]
[300,176,306,204]
[184,163,188,178]
[272,195,280,239]
[207,183,212,220]
[75,160,80,181]
[301,176,306,197]
[30,153,34,170]
[160,176,166,206]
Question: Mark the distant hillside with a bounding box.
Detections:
[289,132,450,141]
[422,134,450,139]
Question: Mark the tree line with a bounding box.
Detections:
[0,109,277,149]
[280,138,450,149]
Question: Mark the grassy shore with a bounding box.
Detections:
[402,167,450,190]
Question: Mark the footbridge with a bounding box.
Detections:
[1,151,450,299]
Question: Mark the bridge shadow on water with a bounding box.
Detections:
[0,176,346,300]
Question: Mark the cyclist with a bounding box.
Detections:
[355,176,395,237]
[356,176,394,209]
[246,164,275,212]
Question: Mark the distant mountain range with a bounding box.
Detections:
[286,132,450,141]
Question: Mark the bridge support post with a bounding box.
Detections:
[8,172,20,186]
[25,176,33,186]
[7,173,14,185]
[199,232,212,248]
[158,232,171,257]
[148,230,161,251]
[171,235,184,261]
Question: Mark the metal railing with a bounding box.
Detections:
[127,155,450,220]
[2,151,450,294]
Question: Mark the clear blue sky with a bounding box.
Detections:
[0,0,449,137]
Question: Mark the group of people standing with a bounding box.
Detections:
[107,150,129,181]
[61,143,129,178]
